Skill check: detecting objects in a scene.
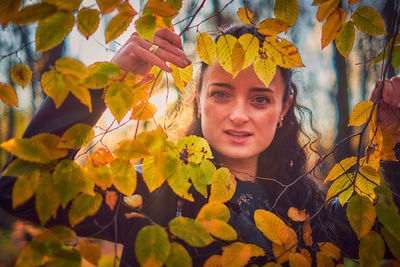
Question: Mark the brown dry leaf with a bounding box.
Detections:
[77,238,101,265]
[287,207,308,222]
[105,190,118,211]
[302,221,313,247]
[125,212,146,219]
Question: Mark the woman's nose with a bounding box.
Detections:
[229,101,249,125]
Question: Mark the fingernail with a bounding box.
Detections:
[185,58,192,65]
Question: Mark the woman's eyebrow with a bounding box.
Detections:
[250,87,273,93]
[209,82,234,89]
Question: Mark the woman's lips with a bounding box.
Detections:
[224,130,252,143]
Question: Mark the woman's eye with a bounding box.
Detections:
[254,96,270,105]
[211,91,227,98]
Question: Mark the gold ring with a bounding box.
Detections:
[149,44,159,54]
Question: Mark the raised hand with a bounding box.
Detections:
[111,28,191,75]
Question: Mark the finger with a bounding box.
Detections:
[390,76,400,108]
[381,79,395,106]
[129,44,173,73]
[153,35,190,62]
[369,81,382,101]
[153,37,191,68]
[154,28,183,50]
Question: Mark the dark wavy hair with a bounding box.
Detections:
[186,25,322,216]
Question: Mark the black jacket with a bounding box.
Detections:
[1,90,399,266]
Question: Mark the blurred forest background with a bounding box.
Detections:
[0,0,398,266]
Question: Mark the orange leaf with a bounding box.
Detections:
[0,83,18,107]
[287,207,308,222]
[302,221,313,246]
[105,190,118,211]
[321,8,346,49]
[77,239,101,265]
[125,211,146,219]
[316,0,340,22]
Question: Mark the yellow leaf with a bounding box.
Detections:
[355,166,380,200]
[59,123,94,150]
[316,0,339,22]
[56,57,88,78]
[135,225,170,267]
[167,165,194,201]
[262,36,304,68]
[0,83,18,107]
[86,158,113,189]
[321,8,346,49]
[68,192,102,227]
[316,251,334,267]
[36,225,77,242]
[170,63,193,92]
[31,133,68,161]
[110,158,137,196]
[238,34,259,69]
[352,6,387,36]
[145,0,178,18]
[204,255,222,267]
[318,242,340,261]
[289,253,311,267]
[274,0,299,26]
[335,21,355,58]
[176,135,213,164]
[77,239,101,266]
[142,155,167,192]
[200,219,237,241]
[196,32,217,66]
[11,64,32,87]
[42,0,82,12]
[346,194,376,240]
[324,156,357,183]
[41,70,68,108]
[237,8,254,24]
[374,126,397,161]
[272,229,297,263]
[209,168,236,203]
[1,138,52,164]
[221,242,255,267]
[0,0,22,28]
[254,57,277,88]
[123,194,143,208]
[254,209,296,245]
[359,232,385,267]
[36,11,75,52]
[118,0,137,15]
[326,173,354,205]
[53,159,86,208]
[77,8,100,39]
[15,241,46,267]
[135,14,157,41]
[287,207,308,222]
[196,202,230,222]
[300,249,312,265]
[348,101,374,126]
[12,3,57,25]
[232,41,245,77]
[12,170,40,209]
[2,159,39,178]
[136,126,167,154]
[165,242,192,267]
[216,34,239,75]
[115,139,151,160]
[35,172,60,225]
[96,0,120,14]
[258,18,290,35]
[63,74,92,112]
[105,81,134,123]
[169,216,214,247]
[131,102,158,121]
[106,12,135,43]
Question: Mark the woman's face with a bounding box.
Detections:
[198,62,293,165]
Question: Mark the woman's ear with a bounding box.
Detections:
[281,95,293,118]
[196,93,201,118]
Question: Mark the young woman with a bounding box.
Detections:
[1,25,400,266]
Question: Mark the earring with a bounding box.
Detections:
[277,117,283,128]
[197,112,201,119]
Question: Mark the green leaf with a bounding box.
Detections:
[31,133,68,161]
[85,62,121,88]
[12,170,40,209]
[316,0,339,22]
[182,163,207,197]
[105,81,134,123]
[359,232,385,267]
[77,239,102,266]
[169,216,214,247]
[196,32,217,66]
[106,12,135,43]
[36,225,77,242]
[12,3,57,25]
[0,0,22,27]
[96,0,120,14]
[45,248,81,267]
[11,64,32,87]
[381,227,400,259]
[324,156,357,183]
[135,225,171,267]
[209,167,236,203]
[69,192,102,227]
[326,173,354,205]
[2,159,39,178]
[374,185,397,211]
[165,242,192,267]
[274,0,299,26]
[55,58,88,78]
[0,83,18,107]
[77,8,100,39]
[135,14,156,41]
[35,172,60,225]
[346,194,376,239]
[110,158,137,196]
[145,0,178,18]
[167,165,193,201]
[43,0,82,12]
[166,0,182,11]
[335,21,355,57]
[53,160,87,208]
[348,101,374,126]
[200,219,237,241]
[1,138,52,164]
[114,139,151,160]
[196,202,230,222]
[41,71,69,108]
[352,6,386,36]
[36,11,75,52]
[15,241,46,267]
[59,123,94,150]
[199,159,215,185]
[177,135,213,164]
